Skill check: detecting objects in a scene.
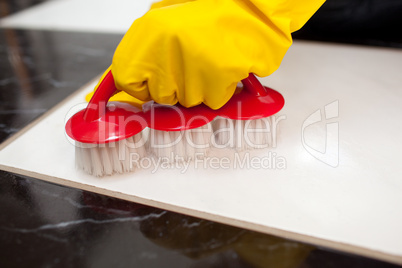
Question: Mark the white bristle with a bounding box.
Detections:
[100,146,113,175]
[212,117,272,150]
[75,130,147,176]
[120,138,132,173]
[109,143,123,174]
[148,129,174,162]
[252,119,262,147]
[133,131,147,157]
[80,144,93,174]
[212,117,232,148]
[233,119,245,150]
[243,119,256,149]
[75,115,276,177]
[148,123,213,162]
[254,117,272,149]
[164,131,174,161]
[171,131,187,162]
[190,123,212,159]
[90,147,103,177]
[75,144,83,170]
[184,130,195,161]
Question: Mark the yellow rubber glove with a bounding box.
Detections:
[89,0,324,109]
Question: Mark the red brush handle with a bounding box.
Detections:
[83,70,117,122]
[241,73,268,96]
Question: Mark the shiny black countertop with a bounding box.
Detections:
[1,2,402,267]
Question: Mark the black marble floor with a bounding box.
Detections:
[0,0,48,18]
[1,1,402,268]
[1,169,401,268]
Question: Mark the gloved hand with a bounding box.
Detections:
[89,0,324,109]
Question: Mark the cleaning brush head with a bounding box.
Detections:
[65,71,149,176]
[75,132,147,176]
[212,74,284,151]
[66,72,284,176]
[143,102,215,162]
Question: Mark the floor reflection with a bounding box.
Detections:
[0,29,122,142]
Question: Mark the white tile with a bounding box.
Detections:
[0,0,155,33]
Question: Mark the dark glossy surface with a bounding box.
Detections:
[0,28,121,141]
[0,0,48,18]
[293,0,402,48]
[1,171,400,268]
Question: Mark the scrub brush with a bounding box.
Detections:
[65,71,216,176]
[213,74,284,151]
[65,72,284,176]
[66,71,148,176]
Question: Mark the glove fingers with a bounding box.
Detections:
[113,0,288,108]
[110,0,323,109]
